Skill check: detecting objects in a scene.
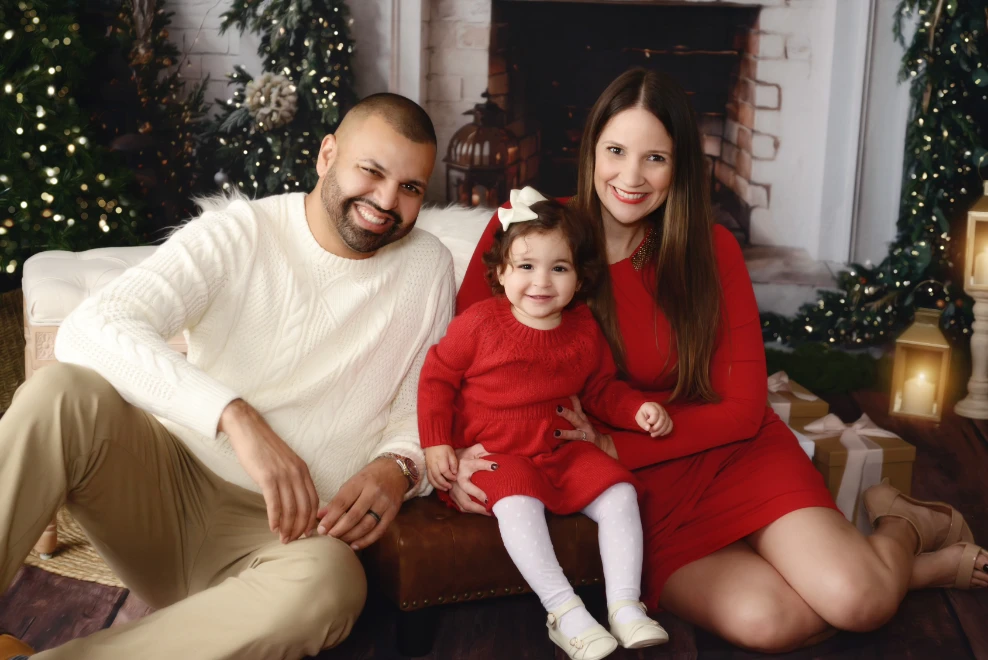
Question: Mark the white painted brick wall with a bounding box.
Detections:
[757,33,786,59]
[165,0,392,107]
[164,0,264,106]
[424,0,492,201]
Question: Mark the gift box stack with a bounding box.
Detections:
[767,372,917,532]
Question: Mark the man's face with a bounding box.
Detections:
[316,114,435,256]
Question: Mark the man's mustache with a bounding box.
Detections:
[347,197,402,227]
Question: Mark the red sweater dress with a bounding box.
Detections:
[456,211,838,608]
[418,296,644,514]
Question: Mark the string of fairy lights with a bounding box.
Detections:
[110,0,210,230]
[761,0,988,348]
[1,4,140,276]
[204,0,357,197]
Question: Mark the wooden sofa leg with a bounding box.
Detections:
[396,607,440,657]
[34,518,57,559]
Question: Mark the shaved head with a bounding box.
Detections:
[336,93,436,147]
[306,93,435,260]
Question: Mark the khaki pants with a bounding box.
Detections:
[0,364,367,660]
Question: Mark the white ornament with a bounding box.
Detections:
[244,73,298,131]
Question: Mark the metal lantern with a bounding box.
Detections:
[444,92,520,208]
[956,181,988,418]
[964,181,988,292]
[890,308,950,422]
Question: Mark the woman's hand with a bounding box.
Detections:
[447,444,497,516]
[556,395,619,460]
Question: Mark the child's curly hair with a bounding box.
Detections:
[482,198,605,301]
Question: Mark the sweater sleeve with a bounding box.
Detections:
[371,251,456,500]
[416,306,482,450]
[612,227,768,470]
[580,324,648,431]
[454,209,501,314]
[53,207,256,440]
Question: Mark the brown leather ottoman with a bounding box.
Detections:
[362,494,604,656]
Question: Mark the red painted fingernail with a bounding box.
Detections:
[556,406,563,413]
[491,463,499,470]
[553,430,561,438]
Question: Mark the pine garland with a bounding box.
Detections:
[200,0,358,197]
[761,0,988,348]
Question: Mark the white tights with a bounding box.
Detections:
[491,483,647,638]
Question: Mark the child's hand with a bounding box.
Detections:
[425,445,459,491]
[636,402,673,437]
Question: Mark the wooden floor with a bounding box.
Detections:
[3,390,988,659]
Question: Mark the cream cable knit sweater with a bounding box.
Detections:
[55,192,454,500]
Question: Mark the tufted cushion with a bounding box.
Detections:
[21,205,493,328]
[23,246,159,326]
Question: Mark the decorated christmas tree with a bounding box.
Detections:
[0,0,142,278]
[89,0,211,236]
[762,0,988,348]
[201,0,358,196]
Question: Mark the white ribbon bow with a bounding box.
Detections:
[768,371,820,424]
[766,371,819,423]
[767,371,820,400]
[801,413,898,535]
[497,186,549,231]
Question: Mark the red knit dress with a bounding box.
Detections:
[418,296,645,514]
[456,210,838,608]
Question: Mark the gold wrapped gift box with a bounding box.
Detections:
[767,372,830,428]
[791,419,916,500]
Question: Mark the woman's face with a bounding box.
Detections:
[593,106,675,229]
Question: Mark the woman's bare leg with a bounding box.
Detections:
[748,507,988,632]
[659,541,832,653]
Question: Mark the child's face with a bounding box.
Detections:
[497,229,579,329]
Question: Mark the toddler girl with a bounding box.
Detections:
[418,187,670,660]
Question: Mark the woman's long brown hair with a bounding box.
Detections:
[572,68,721,403]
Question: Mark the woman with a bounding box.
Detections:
[448,68,987,653]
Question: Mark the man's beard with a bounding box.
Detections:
[320,167,409,254]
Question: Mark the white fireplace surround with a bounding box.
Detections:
[388,0,913,265]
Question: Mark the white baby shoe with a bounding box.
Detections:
[607,599,669,649]
[546,596,618,660]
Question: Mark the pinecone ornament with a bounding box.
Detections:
[244,73,298,131]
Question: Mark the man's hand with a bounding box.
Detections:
[315,457,407,551]
[220,399,319,545]
[425,445,458,491]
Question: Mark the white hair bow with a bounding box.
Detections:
[497,186,549,231]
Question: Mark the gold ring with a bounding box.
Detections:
[366,510,382,524]
[581,431,587,441]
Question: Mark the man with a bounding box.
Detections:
[0,93,452,659]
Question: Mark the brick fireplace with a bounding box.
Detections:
[424,0,868,260]
[488,1,775,242]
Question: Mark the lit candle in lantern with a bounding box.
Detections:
[975,245,988,285]
[901,372,936,416]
